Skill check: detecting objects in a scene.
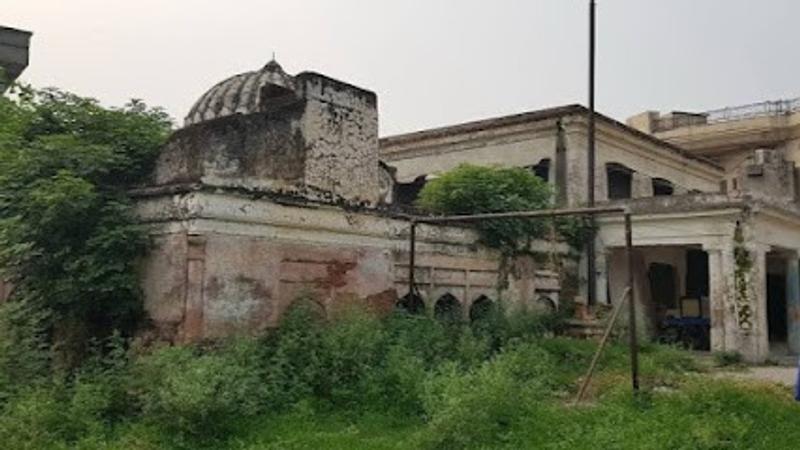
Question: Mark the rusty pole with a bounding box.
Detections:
[586,0,598,308]
[413,206,625,224]
[625,212,640,392]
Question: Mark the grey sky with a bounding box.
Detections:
[5,0,799,135]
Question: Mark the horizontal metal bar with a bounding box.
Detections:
[410,205,627,224]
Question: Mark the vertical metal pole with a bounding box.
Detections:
[408,220,417,295]
[586,0,597,307]
[625,212,640,392]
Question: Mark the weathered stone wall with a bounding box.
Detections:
[152,72,383,206]
[136,189,565,342]
[296,72,382,204]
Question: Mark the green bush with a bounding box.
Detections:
[416,164,553,252]
[132,339,265,437]
[418,343,555,449]
[316,306,387,408]
[261,299,326,410]
[0,301,50,403]
[0,87,171,363]
[713,350,743,367]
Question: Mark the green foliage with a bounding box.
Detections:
[1,298,794,450]
[132,339,265,438]
[0,301,50,402]
[419,343,555,449]
[0,86,172,359]
[713,350,743,367]
[416,164,553,251]
[417,164,590,252]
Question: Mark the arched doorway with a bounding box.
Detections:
[469,295,496,322]
[434,293,463,323]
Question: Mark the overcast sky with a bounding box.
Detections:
[5,0,799,135]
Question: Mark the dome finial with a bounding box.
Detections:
[264,52,282,71]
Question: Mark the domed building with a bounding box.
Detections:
[152,59,386,206]
[136,60,542,343]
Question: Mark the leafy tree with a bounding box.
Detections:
[416,164,554,252]
[0,86,172,361]
[416,164,591,253]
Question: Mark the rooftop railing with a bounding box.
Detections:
[653,97,800,132]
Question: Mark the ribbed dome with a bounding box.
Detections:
[184,60,295,127]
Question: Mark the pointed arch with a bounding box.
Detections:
[469,295,496,322]
[434,293,463,323]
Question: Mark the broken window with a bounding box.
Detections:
[606,163,633,200]
[652,178,674,196]
[394,175,427,206]
[531,158,551,183]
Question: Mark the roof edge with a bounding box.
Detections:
[379,104,722,171]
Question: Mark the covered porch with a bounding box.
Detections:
[596,197,800,362]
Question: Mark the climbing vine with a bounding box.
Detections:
[733,222,753,331]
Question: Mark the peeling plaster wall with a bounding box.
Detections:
[136,191,565,342]
[151,73,383,206]
[297,73,382,204]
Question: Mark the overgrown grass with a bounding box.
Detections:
[0,301,797,449]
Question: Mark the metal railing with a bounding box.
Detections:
[653,97,800,132]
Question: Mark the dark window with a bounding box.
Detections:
[652,178,674,196]
[394,175,427,206]
[531,159,551,182]
[606,163,633,199]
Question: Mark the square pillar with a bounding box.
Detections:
[705,242,770,362]
[632,173,654,199]
[787,253,800,354]
[705,247,728,353]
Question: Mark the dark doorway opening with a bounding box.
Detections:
[434,294,463,323]
[469,296,495,322]
[648,263,677,311]
[767,273,788,343]
[685,250,709,299]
